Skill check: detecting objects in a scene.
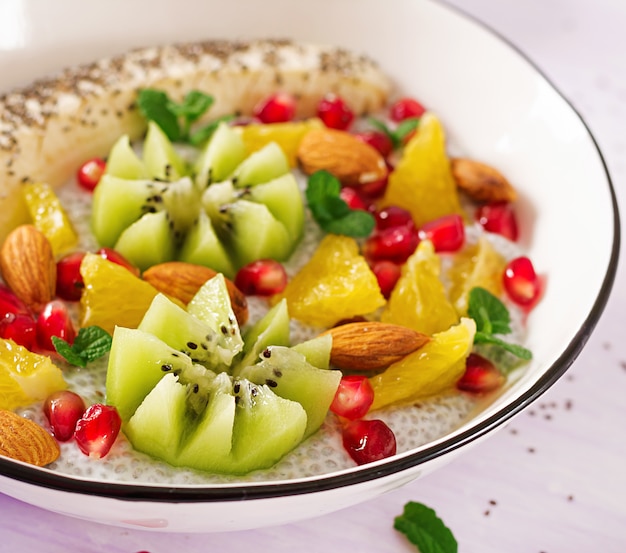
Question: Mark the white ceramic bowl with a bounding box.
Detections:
[0,0,619,532]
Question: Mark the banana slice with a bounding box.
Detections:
[0,39,391,240]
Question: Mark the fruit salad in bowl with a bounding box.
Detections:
[0,0,619,532]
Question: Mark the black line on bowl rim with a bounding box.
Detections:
[0,0,621,506]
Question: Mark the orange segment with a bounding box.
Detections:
[79,253,160,334]
[23,182,78,256]
[381,240,458,336]
[275,234,386,328]
[382,112,465,227]
[0,338,66,410]
[369,317,476,411]
[236,118,324,166]
[447,236,507,315]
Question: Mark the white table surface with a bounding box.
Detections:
[1,0,625,551]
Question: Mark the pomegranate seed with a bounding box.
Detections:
[342,419,397,465]
[418,213,465,252]
[362,223,420,264]
[475,202,519,242]
[77,157,106,191]
[457,353,505,394]
[370,260,402,298]
[316,94,355,130]
[43,390,86,441]
[330,375,375,420]
[340,186,369,211]
[253,92,296,123]
[36,300,76,351]
[375,205,413,230]
[389,97,426,122]
[74,403,122,459]
[0,313,37,350]
[503,256,541,308]
[234,259,288,296]
[0,283,30,316]
[56,251,86,301]
[353,130,394,157]
[97,247,140,276]
[359,175,389,199]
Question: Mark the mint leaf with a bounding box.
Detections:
[137,89,181,142]
[474,332,533,360]
[368,116,420,149]
[306,170,375,238]
[467,287,532,360]
[137,88,216,143]
[52,326,112,368]
[394,501,457,553]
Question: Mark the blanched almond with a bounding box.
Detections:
[0,224,56,313]
[142,261,248,326]
[0,409,60,467]
[451,157,517,203]
[297,127,388,185]
[322,321,430,370]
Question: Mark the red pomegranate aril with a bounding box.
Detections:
[475,201,519,242]
[234,259,288,296]
[342,419,397,465]
[316,94,355,130]
[0,313,37,350]
[97,247,140,276]
[43,390,87,442]
[56,251,87,301]
[36,300,76,351]
[0,283,30,316]
[370,260,402,298]
[375,205,413,230]
[74,403,122,459]
[389,97,426,122]
[457,353,505,394]
[418,213,465,252]
[330,375,375,420]
[253,92,297,124]
[503,256,541,308]
[340,186,368,211]
[77,157,106,191]
[353,130,394,157]
[362,223,419,264]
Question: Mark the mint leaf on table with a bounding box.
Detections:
[467,287,532,360]
[368,116,420,149]
[305,170,375,238]
[394,501,458,553]
[52,326,112,368]
[137,88,215,143]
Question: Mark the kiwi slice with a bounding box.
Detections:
[238,345,339,438]
[231,142,290,187]
[104,135,148,180]
[106,272,339,474]
[194,122,247,190]
[143,121,188,181]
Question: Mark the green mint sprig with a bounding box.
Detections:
[52,326,113,368]
[395,501,458,553]
[137,88,227,144]
[305,170,375,238]
[467,287,532,360]
[368,116,420,149]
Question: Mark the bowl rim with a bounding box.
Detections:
[0,0,621,503]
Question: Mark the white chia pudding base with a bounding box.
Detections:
[14,149,528,486]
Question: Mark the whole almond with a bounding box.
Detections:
[0,409,60,467]
[142,261,249,326]
[0,224,56,313]
[451,157,517,203]
[297,127,388,185]
[322,321,430,370]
